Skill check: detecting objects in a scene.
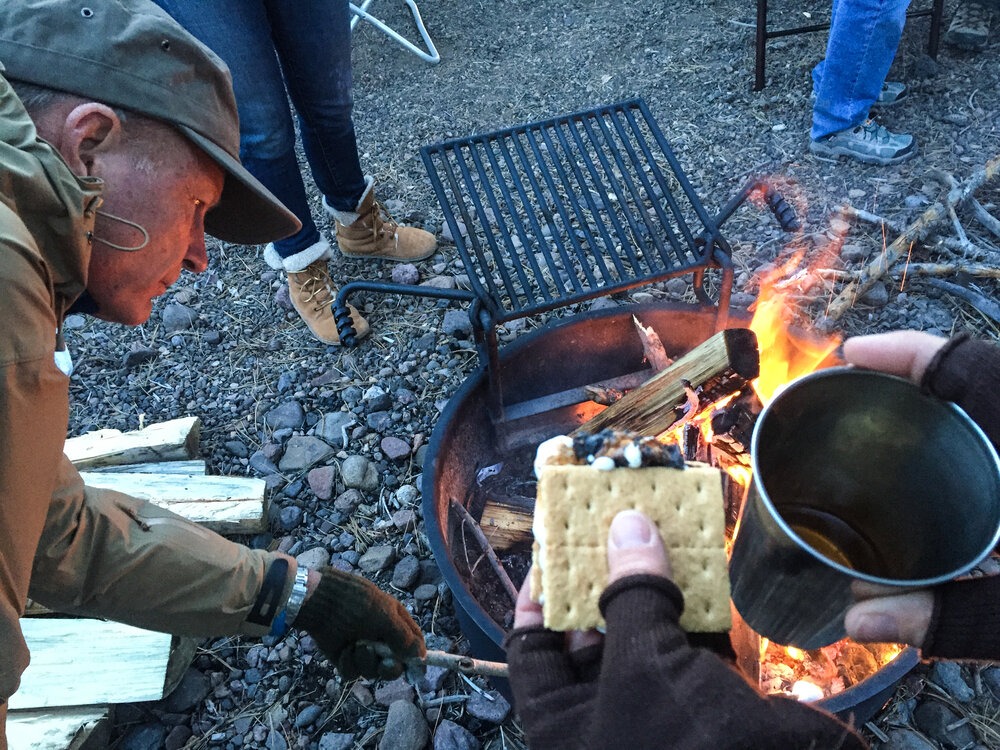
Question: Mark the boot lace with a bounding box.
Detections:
[368,199,400,240]
[857,120,892,143]
[295,263,335,313]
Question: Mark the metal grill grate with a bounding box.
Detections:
[420,98,725,322]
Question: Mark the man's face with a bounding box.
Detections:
[86,125,225,325]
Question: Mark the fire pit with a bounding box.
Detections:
[421,300,919,723]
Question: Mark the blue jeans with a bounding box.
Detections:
[811,0,911,140]
[152,0,367,257]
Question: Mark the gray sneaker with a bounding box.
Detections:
[809,119,916,165]
[945,0,994,50]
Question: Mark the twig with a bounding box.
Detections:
[450,499,520,604]
[420,648,510,678]
[972,198,1000,241]
[827,153,1000,320]
[819,263,1000,281]
[927,279,1000,325]
[839,204,907,234]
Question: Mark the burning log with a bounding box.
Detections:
[571,329,760,438]
[478,492,534,553]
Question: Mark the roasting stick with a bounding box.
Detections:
[419,649,510,678]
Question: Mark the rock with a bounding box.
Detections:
[858,281,889,307]
[264,401,306,430]
[359,544,396,573]
[982,665,1000,698]
[276,505,303,531]
[419,665,450,694]
[308,465,337,499]
[465,690,510,724]
[379,700,429,750]
[316,412,356,447]
[160,668,211,713]
[119,723,168,750]
[442,309,472,338]
[364,385,393,411]
[225,440,250,458]
[123,347,158,369]
[414,583,438,605]
[914,701,976,748]
[881,729,938,750]
[392,509,418,530]
[164,725,192,750]
[440,220,467,241]
[295,703,324,728]
[382,435,412,460]
[375,676,416,706]
[433,720,480,750]
[319,733,357,750]
[335,488,364,513]
[392,555,421,590]
[296,546,331,570]
[929,661,975,702]
[250,450,280,476]
[341,455,379,491]
[162,303,197,333]
[278,436,335,471]
[392,264,421,285]
[396,485,419,506]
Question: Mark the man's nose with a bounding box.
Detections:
[183,237,209,273]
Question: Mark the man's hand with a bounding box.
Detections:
[294,567,425,680]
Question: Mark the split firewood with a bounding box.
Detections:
[78,471,268,533]
[479,493,534,552]
[571,329,760,438]
[633,315,673,372]
[64,416,201,469]
[827,153,1000,320]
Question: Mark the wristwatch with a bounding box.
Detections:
[284,565,310,625]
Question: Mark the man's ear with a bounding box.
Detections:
[55,102,124,176]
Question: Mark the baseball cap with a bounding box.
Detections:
[0,0,301,244]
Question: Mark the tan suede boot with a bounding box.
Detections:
[287,260,370,345]
[264,240,370,346]
[327,176,437,262]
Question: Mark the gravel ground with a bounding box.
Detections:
[58,0,1000,747]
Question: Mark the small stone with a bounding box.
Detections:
[295,703,324,728]
[392,509,418,530]
[122,347,158,369]
[278,436,334,472]
[264,401,306,430]
[392,264,421,285]
[359,544,396,573]
[381,436,412,460]
[375,676,416,706]
[162,303,197,333]
[414,583,438,604]
[881,729,937,750]
[442,309,473,338]
[391,555,421,590]
[319,733,356,750]
[307,465,337,500]
[276,505,303,531]
[433,719,480,750]
[858,281,889,307]
[296,546,330,571]
[225,440,250,458]
[465,690,510,724]
[350,683,374,706]
[341,455,379,491]
[203,330,224,346]
[316,412,356,448]
[378,700,429,750]
[929,661,974,702]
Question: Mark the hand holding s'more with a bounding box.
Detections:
[530,428,732,633]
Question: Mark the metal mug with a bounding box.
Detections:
[728,366,1000,649]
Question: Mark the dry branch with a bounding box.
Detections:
[421,649,509,678]
[827,153,1000,320]
[451,500,519,604]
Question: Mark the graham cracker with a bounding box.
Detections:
[531,463,731,633]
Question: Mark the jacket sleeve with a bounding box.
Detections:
[918,334,1000,659]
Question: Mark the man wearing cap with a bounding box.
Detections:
[0,0,424,741]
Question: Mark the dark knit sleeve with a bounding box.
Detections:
[921,333,1000,451]
[921,576,1000,660]
[592,576,870,750]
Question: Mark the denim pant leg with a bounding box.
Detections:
[811,0,911,140]
[150,0,321,257]
[265,0,368,213]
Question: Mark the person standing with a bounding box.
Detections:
[809,0,916,165]
[151,0,438,346]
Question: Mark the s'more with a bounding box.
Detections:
[531,428,732,633]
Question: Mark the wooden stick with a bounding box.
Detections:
[450,500,520,605]
[972,198,1000,241]
[827,153,1000,320]
[571,329,759,438]
[818,263,1000,280]
[421,649,509,678]
[64,417,201,468]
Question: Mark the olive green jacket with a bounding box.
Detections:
[0,71,280,724]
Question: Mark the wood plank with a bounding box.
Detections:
[7,706,110,750]
[85,459,207,475]
[9,620,172,710]
[79,471,267,533]
[64,417,201,469]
